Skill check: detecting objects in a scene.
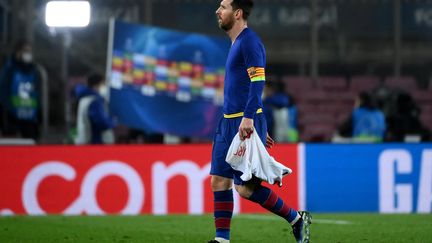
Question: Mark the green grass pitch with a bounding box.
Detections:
[1,214,431,242]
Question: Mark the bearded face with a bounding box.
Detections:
[216,0,237,32]
[218,13,235,31]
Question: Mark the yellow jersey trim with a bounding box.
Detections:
[224,108,263,118]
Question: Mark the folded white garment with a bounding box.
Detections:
[226,131,292,186]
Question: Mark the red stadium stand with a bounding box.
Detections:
[300,124,335,142]
[412,90,432,106]
[299,89,329,104]
[420,113,432,132]
[293,77,356,142]
[317,76,348,92]
[319,103,353,118]
[350,76,381,93]
[266,74,280,84]
[296,103,318,115]
[298,113,335,126]
[332,91,356,105]
[384,76,418,91]
[282,76,315,99]
[318,103,343,114]
[316,77,355,108]
[420,105,432,118]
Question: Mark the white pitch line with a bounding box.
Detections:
[238,214,353,225]
[312,219,353,225]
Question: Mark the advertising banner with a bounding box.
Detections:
[0,145,299,215]
[107,20,230,138]
[305,144,432,213]
[2,143,430,215]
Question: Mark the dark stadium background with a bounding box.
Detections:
[1,0,431,143]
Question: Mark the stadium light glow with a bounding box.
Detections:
[45,1,91,27]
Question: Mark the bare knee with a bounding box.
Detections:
[235,184,257,199]
[211,175,232,191]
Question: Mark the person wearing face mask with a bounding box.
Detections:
[0,40,41,141]
[74,73,116,144]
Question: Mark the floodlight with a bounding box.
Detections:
[45,1,91,27]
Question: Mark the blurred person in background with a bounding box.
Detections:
[385,91,430,142]
[263,81,298,142]
[0,40,41,141]
[338,91,386,142]
[209,1,310,243]
[74,73,116,144]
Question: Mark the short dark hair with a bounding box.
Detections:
[231,0,254,20]
[358,91,377,110]
[87,73,104,88]
[13,40,30,54]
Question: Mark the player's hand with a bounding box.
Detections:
[265,133,274,149]
[239,117,254,140]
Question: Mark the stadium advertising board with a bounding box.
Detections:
[0,145,299,215]
[107,20,230,138]
[2,144,429,215]
[306,144,432,213]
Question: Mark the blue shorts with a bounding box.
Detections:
[210,113,267,185]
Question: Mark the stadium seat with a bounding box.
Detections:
[319,103,353,117]
[412,90,432,106]
[300,89,329,104]
[420,113,432,131]
[266,74,280,84]
[384,76,418,91]
[300,124,335,142]
[421,104,432,114]
[335,112,351,126]
[298,113,335,126]
[282,76,315,98]
[296,103,319,116]
[317,76,348,92]
[318,103,341,114]
[350,76,381,93]
[332,91,356,104]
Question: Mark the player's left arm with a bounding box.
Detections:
[239,37,266,140]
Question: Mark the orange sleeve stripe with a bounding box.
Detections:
[247,67,265,81]
[250,72,265,77]
[247,67,265,73]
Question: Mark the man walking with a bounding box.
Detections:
[209,1,311,242]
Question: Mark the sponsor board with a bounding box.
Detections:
[0,145,299,215]
[306,144,432,213]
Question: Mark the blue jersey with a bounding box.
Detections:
[0,57,40,122]
[352,107,386,141]
[223,28,266,119]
